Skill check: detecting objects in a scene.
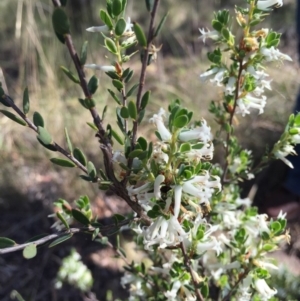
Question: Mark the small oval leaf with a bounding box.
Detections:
[56,212,70,229]
[0,237,16,248]
[49,233,73,248]
[120,106,129,118]
[23,244,37,259]
[72,209,90,225]
[128,100,137,120]
[87,161,97,178]
[141,90,150,110]
[115,18,127,36]
[50,158,76,168]
[33,112,44,127]
[112,0,123,17]
[100,10,113,29]
[133,22,147,47]
[52,7,70,35]
[0,110,27,126]
[80,41,88,65]
[112,79,123,91]
[105,38,118,54]
[23,87,30,115]
[60,66,80,84]
[88,75,99,94]
[73,148,87,166]
[37,126,52,145]
[64,127,73,153]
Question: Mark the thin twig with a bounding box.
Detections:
[125,0,161,183]
[221,58,244,186]
[3,95,90,176]
[50,0,150,223]
[0,228,81,255]
[180,242,204,301]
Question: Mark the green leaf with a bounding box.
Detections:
[80,41,88,65]
[108,89,121,105]
[33,111,44,127]
[120,106,129,118]
[23,244,37,259]
[37,137,57,151]
[112,79,123,91]
[141,90,150,110]
[87,161,97,178]
[115,18,127,36]
[0,110,27,126]
[50,158,76,168]
[145,0,154,11]
[126,83,139,98]
[221,27,230,40]
[137,137,147,150]
[37,126,52,145]
[100,10,113,29]
[133,22,147,47]
[48,233,73,248]
[154,12,168,37]
[23,87,30,115]
[180,143,191,152]
[201,283,209,298]
[86,122,98,131]
[64,127,73,153]
[54,31,65,44]
[52,7,70,35]
[124,70,134,83]
[60,66,80,84]
[112,0,123,17]
[92,228,100,241]
[139,109,145,123]
[73,148,87,166]
[88,75,99,94]
[128,100,137,120]
[128,149,143,159]
[105,38,118,54]
[212,20,222,32]
[111,129,124,145]
[0,237,16,248]
[102,105,108,120]
[25,233,49,243]
[72,209,90,225]
[174,115,189,128]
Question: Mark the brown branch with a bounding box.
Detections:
[0,228,81,255]
[3,95,91,176]
[221,58,244,186]
[180,242,204,301]
[125,0,161,184]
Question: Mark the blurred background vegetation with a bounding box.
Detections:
[0,0,300,300]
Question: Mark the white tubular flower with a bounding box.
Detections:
[222,210,242,229]
[199,28,220,43]
[237,275,252,301]
[154,174,165,199]
[254,259,279,270]
[173,185,182,218]
[224,76,236,96]
[257,0,283,11]
[127,182,152,197]
[254,278,277,300]
[84,64,116,72]
[237,94,267,116]
[185,143,214,161]
[153,143,169,164]
[86,25,110,33]
[178,120,212,142]
[164,280,181,300]
[124,17,134,34]
[149,108,172,141]
[182,173,221,205]
[200,67,226,85]
[197,236,223,256]
[143,216,188,250]
[260,46,292,62]
[274,144,296,169]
